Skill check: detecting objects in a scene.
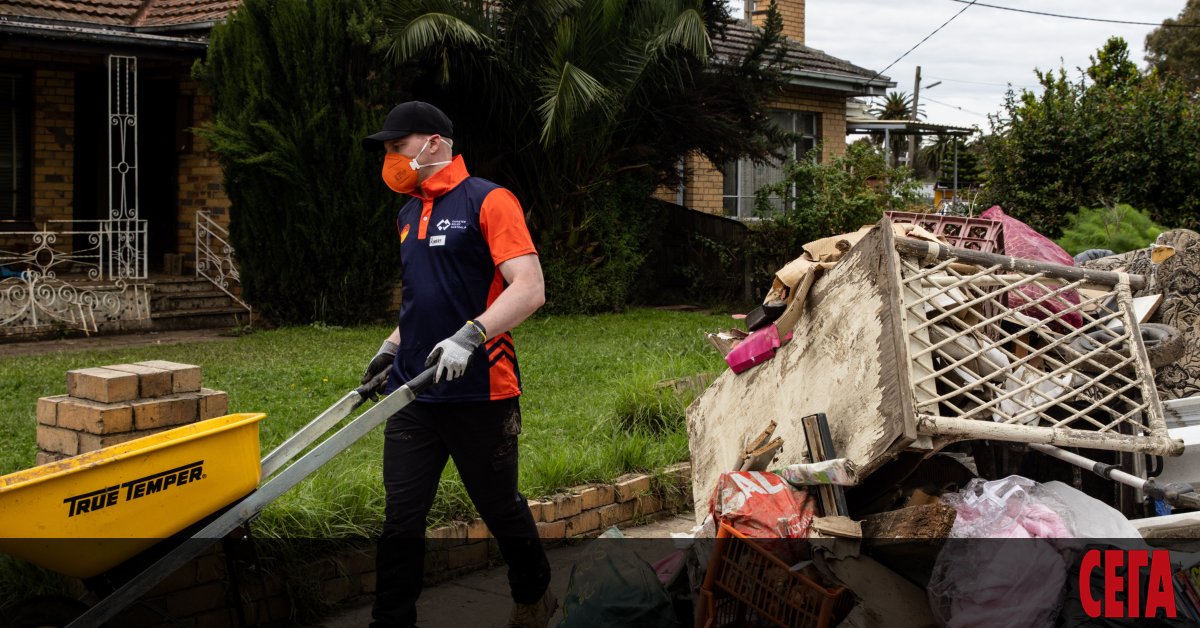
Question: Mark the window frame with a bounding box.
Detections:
[722,109,821,219]
[0,70,33,223]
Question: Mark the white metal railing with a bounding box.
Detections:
[894,237,1176,457]
[195,210,251,319]
[0,219,147,281]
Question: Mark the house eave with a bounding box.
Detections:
[0,17,208,55]
[783,68,893,97]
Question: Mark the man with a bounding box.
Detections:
[360,101,554,628]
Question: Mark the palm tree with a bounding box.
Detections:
[379,0,793,250]
[869,90,924,167]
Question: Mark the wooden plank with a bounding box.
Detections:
[687,226,917,520]
[862,503,957,539]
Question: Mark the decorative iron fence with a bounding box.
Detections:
[195,210,251,320]
[0,220,150,334]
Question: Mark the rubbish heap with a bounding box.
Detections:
[673,208,1200,627]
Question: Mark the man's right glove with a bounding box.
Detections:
[425,321,485,383]
[360,339,397,400]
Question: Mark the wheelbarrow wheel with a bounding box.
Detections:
[3,595,88,628]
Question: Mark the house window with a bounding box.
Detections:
[722,109,820,218]
[0,72,31,221]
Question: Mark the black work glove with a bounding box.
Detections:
[360,339,397,400]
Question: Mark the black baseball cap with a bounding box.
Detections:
[362,101,454,150]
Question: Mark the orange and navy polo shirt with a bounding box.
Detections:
[385,155,537,402]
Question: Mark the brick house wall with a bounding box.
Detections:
[751,0,805,44]
[0,48,226,270]
[177,77,231,270]
[656,87,848,216]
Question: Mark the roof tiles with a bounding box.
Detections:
[0,0,238,28]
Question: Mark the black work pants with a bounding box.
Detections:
[370,398,550,628]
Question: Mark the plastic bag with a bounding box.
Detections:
[929,476,1077,627]
[981,206,1083,331]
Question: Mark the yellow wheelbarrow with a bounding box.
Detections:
[0,366,436,628]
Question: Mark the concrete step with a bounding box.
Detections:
[151,290,239,311]
[149,277,226,294]
[148,306,252,331]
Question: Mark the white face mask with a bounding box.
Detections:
[410,138,453,171]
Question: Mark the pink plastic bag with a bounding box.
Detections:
[981,206,1082,330]
[725,324,780,373]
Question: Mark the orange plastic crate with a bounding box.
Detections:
[698,523,852,628]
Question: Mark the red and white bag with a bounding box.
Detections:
[709,471,815,539]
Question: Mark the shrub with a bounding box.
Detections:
[1057,204,1167,256]
[195,0,404,324]
[744,142,923,293]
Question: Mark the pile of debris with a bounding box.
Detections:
[675,208,1200,627]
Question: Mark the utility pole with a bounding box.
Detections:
[908,65,921,170]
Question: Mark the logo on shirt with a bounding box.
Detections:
[436,219,469,232]
[399,224,410,243]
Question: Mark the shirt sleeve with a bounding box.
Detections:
[480,187,537,266]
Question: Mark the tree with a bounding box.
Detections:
[1057,204,1166,256]
[195,0,405,324]
[1146,0,1200,92]
[980,37,1200,237]
[379,0,795,312]
[869,90,924,166]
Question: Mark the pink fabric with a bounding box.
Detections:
[981,206,1082,330]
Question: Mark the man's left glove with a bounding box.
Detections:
[425,321,486,383]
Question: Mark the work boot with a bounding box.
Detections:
[507,588,557,628]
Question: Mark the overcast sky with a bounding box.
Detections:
[787,0,1188,130]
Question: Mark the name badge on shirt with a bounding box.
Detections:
[429,235,446,247]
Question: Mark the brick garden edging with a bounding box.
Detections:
[97,462,695,626]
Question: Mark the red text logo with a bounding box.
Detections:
[1080,549,1176,619]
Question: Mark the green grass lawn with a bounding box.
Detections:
[0,309,728,538]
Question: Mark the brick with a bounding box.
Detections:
[37,395,67,426]
[166,581,227,617]
[574,485,601,510]
[597,501,637,529]
[662,462,692,486]
[527,499,554,523]
[427,522,468,545]
[198,388,229,419]
[446,541,488,569]
[635,494,664,518]
[67,367,138,403]
[56,398,133,435]
[614,473,653,502]
[320,576,351,604]
[466,518,490,539]
[36,426,78,455]
[78,428,167,452]
[132,394,200,430]
[552,493,582,519]
[195,608,237,628]
[105,363,173,398]
[134,360,202,393]
[564,509,601,537]
[536,520,566,539]
[35,451,68,466]
[361,571,377,594]
[592,484,615,507]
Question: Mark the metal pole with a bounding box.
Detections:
[908,66,921,169]
[953,139,959,203]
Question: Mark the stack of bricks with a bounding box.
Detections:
[35,361,229,465]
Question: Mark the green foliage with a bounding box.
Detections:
[1145,0,1200,92]
[1057,204,1167,256]
[380,0,794,313]
[746,142,923,290]
[980,36,1200,238]
[540,177,657,314]
[194,0,404,324]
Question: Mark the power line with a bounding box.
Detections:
[867,0,979,85]
[922,95,990,118]
[926,75,1032,89]
[946,0,1200,28]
